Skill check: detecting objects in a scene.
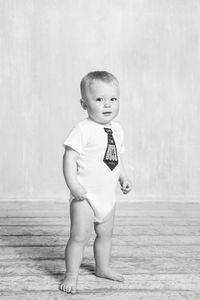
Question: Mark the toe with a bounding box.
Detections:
[64,285,69,293]
[62,285,66,292]
[71,286,76,294]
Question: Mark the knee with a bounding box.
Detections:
[96,228,113,240]
[70,230,91,245]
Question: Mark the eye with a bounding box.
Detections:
[110,98,117,101]
[96,97,103,102]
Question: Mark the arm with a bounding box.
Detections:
[119,155,132,194]
[63,146,87,201]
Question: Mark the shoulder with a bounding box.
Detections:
[63,119,90,152]
[67,119,91,134]
[75,118,93,131]
[111,122,124,144]
[111,122,125,153]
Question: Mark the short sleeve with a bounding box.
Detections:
[119,126,125,153]
[63,124,86,154]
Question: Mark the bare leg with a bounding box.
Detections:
[93,207,124,282]
[59,199,94,293]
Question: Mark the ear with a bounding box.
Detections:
[80,99,87,110]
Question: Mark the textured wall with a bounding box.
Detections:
[0,0,200,201]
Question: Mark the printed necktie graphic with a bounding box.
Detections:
[103,128,118,170]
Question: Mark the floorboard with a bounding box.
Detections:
[0,201,200,299]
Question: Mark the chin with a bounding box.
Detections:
[102,120,113,125]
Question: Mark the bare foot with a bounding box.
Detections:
[59,272,78,294]
[95,268,124,282]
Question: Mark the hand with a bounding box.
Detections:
[71,185,88,201]
[73,193,88,201]
[120,178,132,194]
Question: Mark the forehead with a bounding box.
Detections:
[86,80,119,95]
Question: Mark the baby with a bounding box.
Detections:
[60,71,132,294]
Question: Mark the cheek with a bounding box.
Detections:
[91,104,101,113]
[114,103,119,112]
[88,105,100,116]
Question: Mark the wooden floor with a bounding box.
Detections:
[0,201,200,300]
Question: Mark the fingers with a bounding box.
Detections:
[121,182,132,194]
[121,187,130,194]
[75,194,88,201]
[82,194,88,201]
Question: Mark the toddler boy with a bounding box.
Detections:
[60,71,132,294]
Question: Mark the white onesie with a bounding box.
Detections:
[63,118,125,223]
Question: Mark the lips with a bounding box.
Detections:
[103,112,112,115]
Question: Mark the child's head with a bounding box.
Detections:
[80,71,120,125]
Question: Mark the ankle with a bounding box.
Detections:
[95,266,109,272]
[65,270,78,278]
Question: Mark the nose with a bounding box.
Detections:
[104,99,111,107]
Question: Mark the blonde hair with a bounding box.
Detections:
[80,71,119,99]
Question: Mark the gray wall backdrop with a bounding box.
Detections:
[0,0,200,201]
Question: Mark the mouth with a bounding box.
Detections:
[102,112,112,116]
